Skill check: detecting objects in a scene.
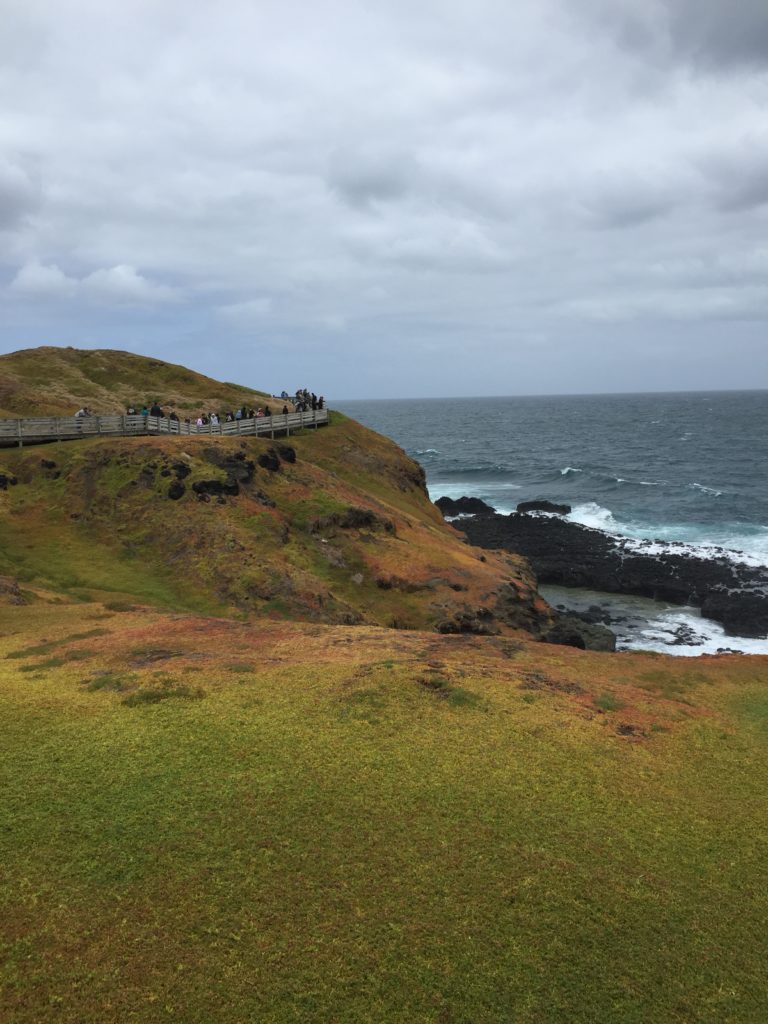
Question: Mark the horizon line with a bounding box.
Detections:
[334,387,768,402]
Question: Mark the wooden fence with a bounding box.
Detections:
[0,409,329,448]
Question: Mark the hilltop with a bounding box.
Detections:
[1,347,767,1024]
[0,345,273,418]
[0,348,546,634]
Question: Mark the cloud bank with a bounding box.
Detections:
[1,0,767,396]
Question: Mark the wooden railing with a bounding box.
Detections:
[0,409,329,447]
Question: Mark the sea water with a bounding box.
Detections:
[336,391,768,655]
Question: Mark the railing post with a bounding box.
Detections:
[17,418,22,448]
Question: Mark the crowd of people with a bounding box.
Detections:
[121,389,325,426]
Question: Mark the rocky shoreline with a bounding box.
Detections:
[437,496,768,641]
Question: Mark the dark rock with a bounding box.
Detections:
[517,500,571,516]
[456,510,768,640]
[171,461,191,479]
[0,575,26,605]
[276,444,296,464]
[257,451,281,472]
[168,480,185,501]
[543,614,616,652]
[701,589,768,639]
[669,624,707,647]
[160,468,171,477]
[436,607,500,636]
[435,495,495,516]
[0,474,18,490]
[311,507,395,534]
[40,459,57,470]
[203,450,255,484]
[572,605,612,625]
[376,575,425,593]
[192,478,240,498]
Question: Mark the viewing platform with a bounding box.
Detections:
[0,409,329,448]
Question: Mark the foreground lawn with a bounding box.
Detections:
[1,604,767,1023]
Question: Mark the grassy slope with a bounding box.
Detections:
[0,346,272,417]
[0,414,545,633]
[1,602,767,1023]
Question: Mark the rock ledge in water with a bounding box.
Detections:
[440,499,768,639]
[517,500,571,516]
[435,495,495,516]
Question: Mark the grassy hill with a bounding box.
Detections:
[1,346,767,1023]
[0,346,273,417]
[0,413,546,634]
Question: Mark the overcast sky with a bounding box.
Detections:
[1,0,767,398]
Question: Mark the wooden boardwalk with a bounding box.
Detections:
[0,409,329,448]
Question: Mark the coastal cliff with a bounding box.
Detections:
[0,348,549,636]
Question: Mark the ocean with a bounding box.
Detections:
[336,391,768,656]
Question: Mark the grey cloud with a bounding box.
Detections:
[580,179,682,228]
[590,0,768,71]
[0,158,40,230]
[11,261,180,306]
[700,145,768,212]
[666,0,768,70]
[327,148,418,208]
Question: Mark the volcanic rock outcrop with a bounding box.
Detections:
[443,504,768,638]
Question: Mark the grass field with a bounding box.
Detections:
[2,601,767,1023]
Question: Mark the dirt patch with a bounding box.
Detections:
[520,671,585,695]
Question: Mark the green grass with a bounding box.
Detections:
[5,628,109,659]
[593,691,626,712]
[122,682,206,706]
[2,632,768,1023]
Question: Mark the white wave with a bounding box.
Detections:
[560,466,583,476]
[567,503,768,568]
[415,448,440,455]
[567,502,620,532]
[639,480,660,486]
[690,482,723,497]
[625,608,768,657]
